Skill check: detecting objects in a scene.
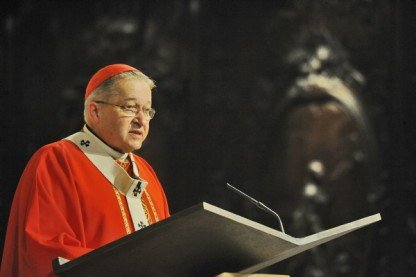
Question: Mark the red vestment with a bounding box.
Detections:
[0,140,170,276]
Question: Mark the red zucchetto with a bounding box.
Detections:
[85,64,140,99]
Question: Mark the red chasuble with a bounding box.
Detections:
[0,140,170,277]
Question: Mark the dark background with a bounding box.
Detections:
[1,1,415,276]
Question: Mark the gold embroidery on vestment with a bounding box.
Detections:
[144,190,159,222]
[141,198,152,223]
[112,187,132,234]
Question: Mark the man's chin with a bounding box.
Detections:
[130,142,143,152]
[118,142,142,153]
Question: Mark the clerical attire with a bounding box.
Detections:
[0,126,170,277]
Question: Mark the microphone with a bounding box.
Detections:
[226,182,285,234]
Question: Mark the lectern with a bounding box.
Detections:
[53,202,381,276]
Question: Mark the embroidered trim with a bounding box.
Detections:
[141,200,152,224]
[113,187,132,234]
[144,190,159,222]
[117,160,130,171]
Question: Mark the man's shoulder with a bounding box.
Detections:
[20,140,83,178]
[33,139,80,160]
[39,139,77,152]
[131,153,149,165]
[132,153,155,170]
[131,153,160,176]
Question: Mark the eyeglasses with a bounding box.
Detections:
[95,100,156,119]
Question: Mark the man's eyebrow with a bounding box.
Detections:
[122,97,152,104]
[122,97,137,101]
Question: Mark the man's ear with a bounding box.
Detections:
[88,101,101,123]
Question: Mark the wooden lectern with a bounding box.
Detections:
[53,202,381,276]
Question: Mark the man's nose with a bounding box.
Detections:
[133,110,148,123]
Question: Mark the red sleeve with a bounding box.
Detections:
[1,144,93,277]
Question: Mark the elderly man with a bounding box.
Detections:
[0,64,170,276]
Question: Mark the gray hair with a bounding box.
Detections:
[83,70,156,123]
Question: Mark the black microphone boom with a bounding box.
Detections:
[226,182,285,234]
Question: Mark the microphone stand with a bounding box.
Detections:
[226,183,285,234]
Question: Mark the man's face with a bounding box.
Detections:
[94,78,152,153]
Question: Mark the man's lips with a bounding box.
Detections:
[129,129,143,136]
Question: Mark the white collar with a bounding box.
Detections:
[83,125,129,161]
